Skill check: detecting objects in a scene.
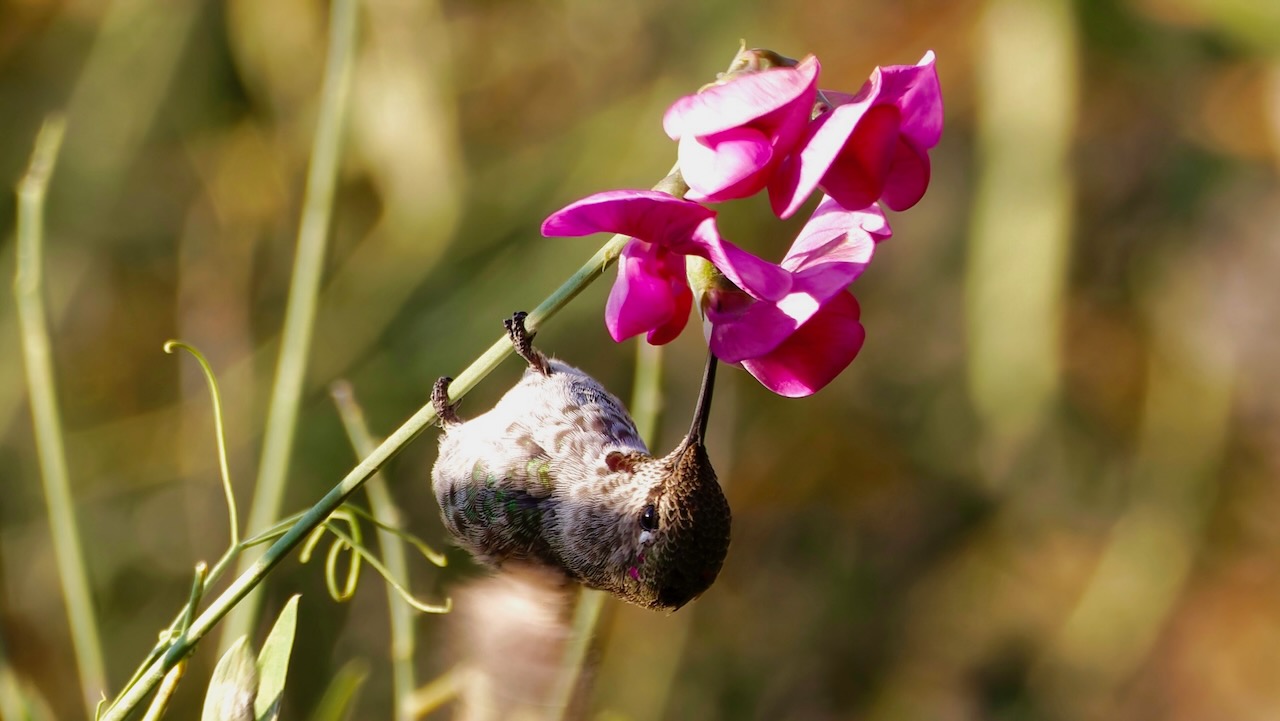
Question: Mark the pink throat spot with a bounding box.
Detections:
[628,566,640,581]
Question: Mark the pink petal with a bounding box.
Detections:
[706,199,889,362]
[769,101,868,219]
[680,234,793,303]
[877,51,943,151]
[541,190,713,242]
[739,293,865,397]
[543,189,791,303]
[646,281,692,345]
[707,293,800,363]
[782,197,891,272]
[880,138,932,212]
[819,104,901,212]
[663,56,821,139]
[677,129,774,202]
[771,53,943,218]
[781,198,887,299]
[605,240,689,343]
[766,149,804,219]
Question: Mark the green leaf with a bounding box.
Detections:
[307,659,368,721]
[203,637,257,721]
[254,595,300,721]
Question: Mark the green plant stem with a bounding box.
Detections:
[115,337,250,707]
[0,626,28,721]
[13,116,108,719]
[220,0,360,655]
[406,666,461,719]
[330,381,417,721]
[99,169,686,721]
[547,340,666,720]
[548,590,606,719]
[165,342,239,547]
[630,341,665,445]
[310,523,449,614]
[116,550,235,701]
[138,661,185,721]
[309,659,370,721]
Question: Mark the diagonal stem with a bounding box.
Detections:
[13,116,109,719]
[330,381,418,721]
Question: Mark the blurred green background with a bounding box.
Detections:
[3,0,1280,719]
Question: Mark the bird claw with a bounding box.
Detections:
[505,311,551,376]
[432,376,462,426]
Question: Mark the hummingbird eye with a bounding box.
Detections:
[639,503,659,531]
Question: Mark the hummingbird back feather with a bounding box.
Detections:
[433,360,647,567]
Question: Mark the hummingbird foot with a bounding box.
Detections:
[432,376,463,426]
[505,311,552,376]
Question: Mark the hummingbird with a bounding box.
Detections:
[431,312,731,611]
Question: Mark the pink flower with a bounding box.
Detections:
[702,197,892,396]
[541,190,790,345]
[770,51,943,219]
[608,237,692,344]
[738,293,865,398]
[664,56,820,204]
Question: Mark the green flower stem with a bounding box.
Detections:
[548,339,667,719]
[311,523,450,614]
[0,627,28,721]
[331,381,418,721]
[218,0,359,655]
[114,340,244,703]
[139,564,205,721]
[13,116,108,719]
[406,666,461,719]
[99,170,688,721]
[114,547,240,704]
[164,342,239,547]
[550,589,606,717]
[630,340,665,444]
[137,662,185,721]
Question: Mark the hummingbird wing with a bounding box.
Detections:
[435,418,559,568]
[537,361,647,453]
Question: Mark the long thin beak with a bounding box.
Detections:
[687,351,718,444]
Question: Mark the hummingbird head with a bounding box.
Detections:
[557,354,731,612]
[627,436,731,610]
